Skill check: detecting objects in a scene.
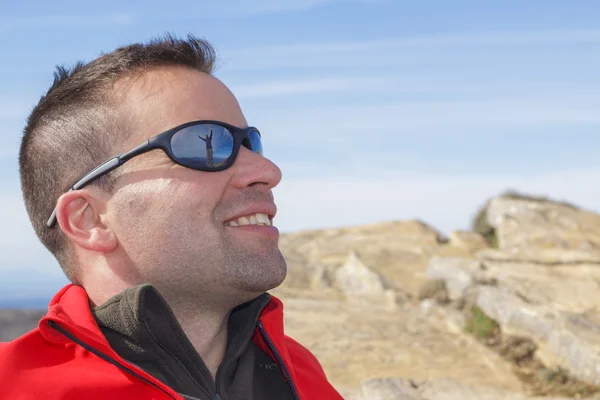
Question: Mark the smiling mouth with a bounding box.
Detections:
[225,213,273,227]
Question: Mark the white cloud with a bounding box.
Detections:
[2,0,379,33]
[231,75,503,99]
[227,28,600,56]
[234,77,372,99]
[229,74,600,102]
[0,13,136,31]
[182,0,382,18]
[246,96,600,149]
[219,28,600,71]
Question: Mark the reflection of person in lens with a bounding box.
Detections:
[197,129,214,167]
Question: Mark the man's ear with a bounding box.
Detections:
[55,189,118,253]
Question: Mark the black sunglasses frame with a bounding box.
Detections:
[46,120,262,228]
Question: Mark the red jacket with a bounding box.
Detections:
[0,284,343,400]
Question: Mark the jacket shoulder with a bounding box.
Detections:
[283,336,344,399]
[283,336,327,376]
[0,328,164,400]
[0,328,55,396]
[0,327,45,357]
[0,327,54,374]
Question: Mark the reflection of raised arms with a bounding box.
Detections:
[197,129,213,146]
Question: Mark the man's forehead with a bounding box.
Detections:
[114,66,247,143]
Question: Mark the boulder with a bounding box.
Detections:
[425,257,482,300]
[359,377,576,400]
[484,196,600,263]
[476,285,600,386]
[449,230,491,252]
[361,377,420,400]
[333,251,397,310]
[458,194,600,387]
[478,248,600,265]
[335,251,386,295]
[416,279,449,304]
[418,378,576,400]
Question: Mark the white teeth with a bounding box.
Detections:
[238,216,250,226]
[256,213,270,225]
[227,213,273,227]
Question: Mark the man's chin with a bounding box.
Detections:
[242,261,287,294]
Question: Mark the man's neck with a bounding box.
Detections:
[170,302,232,378]
[86,282,235,378]
[84,274,269,379]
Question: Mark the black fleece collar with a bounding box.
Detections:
[91,284,272,400]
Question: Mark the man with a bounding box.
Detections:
[198,128,214,167]
[0,35,343,400]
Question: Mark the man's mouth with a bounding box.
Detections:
[226,213,273,227]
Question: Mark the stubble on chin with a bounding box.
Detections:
[226,244,287,292]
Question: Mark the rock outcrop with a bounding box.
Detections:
[359,377,578,400]
[273,192,600,399]
[274,292,523,397]
[0,309,44,341]
[484,195,600,264]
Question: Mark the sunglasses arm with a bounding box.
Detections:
[45,140,151,228]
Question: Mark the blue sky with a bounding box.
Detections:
[1,0,599,305]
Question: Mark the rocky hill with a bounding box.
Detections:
[0,309,45,341]
[271,192,600,399]
[3,192,600,399]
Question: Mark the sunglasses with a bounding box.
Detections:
[46,120,263,228]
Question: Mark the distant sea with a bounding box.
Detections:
[0,270,68,310]
[0,298,51,309]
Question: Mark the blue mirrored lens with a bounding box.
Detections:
[171,124,234,168]
[248,129,263,156]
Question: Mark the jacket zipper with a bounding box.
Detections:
[257,321,300,400]
[48,320,182,400]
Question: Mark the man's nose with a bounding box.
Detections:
[230,146,282,191]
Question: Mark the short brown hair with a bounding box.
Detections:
[19,34,216,282]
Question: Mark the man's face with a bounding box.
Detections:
[104,67,287,304]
